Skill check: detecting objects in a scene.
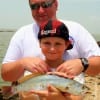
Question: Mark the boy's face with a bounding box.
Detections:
[40,37,69,61]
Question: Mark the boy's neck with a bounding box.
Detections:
[45,59,64,68]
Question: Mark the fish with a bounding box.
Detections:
[14,73,89,95]
[1,73,89,99]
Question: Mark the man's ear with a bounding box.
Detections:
[54,0,58,10]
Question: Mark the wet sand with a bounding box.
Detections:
[84,74,100,100]
[84,41,100,100]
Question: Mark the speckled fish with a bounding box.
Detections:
[1,73,90,99]
[11,73,89,96]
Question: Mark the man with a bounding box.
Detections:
[1,0,100,99]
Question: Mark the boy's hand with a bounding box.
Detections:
[31,85,70,100]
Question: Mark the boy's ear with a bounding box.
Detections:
[40,44,41,48]
[65,40,71,49]
[39,40,41,48]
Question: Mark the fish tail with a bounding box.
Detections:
[1,86,18,99]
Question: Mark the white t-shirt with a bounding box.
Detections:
[2,20,100,83]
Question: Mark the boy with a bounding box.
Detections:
[22,20,84,100]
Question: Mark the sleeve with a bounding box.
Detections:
[2,28,24,63]
[75,23,100,58]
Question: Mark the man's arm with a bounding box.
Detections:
[1,60,24,82]
[56,56,100,77]
[1,57,49,82]
[86,56,100,76]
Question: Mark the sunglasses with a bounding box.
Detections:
[30,0,55,10]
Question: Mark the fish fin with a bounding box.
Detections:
[1,86,12,94]
[1,86,18,99]
[18,73,43,84]
[3,93,19,100]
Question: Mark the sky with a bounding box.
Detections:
[0,0,100,35]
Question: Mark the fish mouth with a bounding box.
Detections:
[0,86,19,100]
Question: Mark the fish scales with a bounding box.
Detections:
[14,74,88,95]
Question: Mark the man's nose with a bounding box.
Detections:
[38,6,45,13]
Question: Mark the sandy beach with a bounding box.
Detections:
[84,74,100,100]
[84,41,100,100]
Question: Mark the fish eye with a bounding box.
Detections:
[65,86,69,90]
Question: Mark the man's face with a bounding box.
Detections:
[29,0,58,24]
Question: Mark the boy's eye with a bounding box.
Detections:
[55,43,62,45]
[43,42,50,45]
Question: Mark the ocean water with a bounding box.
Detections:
[0,31,100,86]
[0,32,14,86]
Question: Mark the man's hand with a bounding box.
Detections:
[20,57,49,74]
[56,59,84,78]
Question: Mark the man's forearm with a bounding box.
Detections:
[1,60,24,82]
[85,56,100,76]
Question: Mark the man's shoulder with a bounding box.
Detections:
[59,19,83,34]
[60,19,81,27]
[18,23,34,31]
[12,23,36,39]
[15,22,38,35]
